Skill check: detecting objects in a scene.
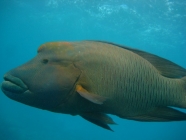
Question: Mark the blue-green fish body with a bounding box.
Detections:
[1,41,186,131]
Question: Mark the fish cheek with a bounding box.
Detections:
[54,64,82,93]
[32,63,81,109]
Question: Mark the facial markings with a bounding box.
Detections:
[37,42,74,53]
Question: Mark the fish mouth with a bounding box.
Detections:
[1,74,28,94]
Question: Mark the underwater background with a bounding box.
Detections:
[0,0,186,140]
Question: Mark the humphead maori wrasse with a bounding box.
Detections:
[1,41,186,131]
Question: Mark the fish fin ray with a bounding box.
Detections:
[119,107,186,121]
[81,112,116,124]
[80,112,115,131]
[89,40,186,78]
[76,85,107,104]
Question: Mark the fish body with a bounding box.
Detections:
[1,41,186,131]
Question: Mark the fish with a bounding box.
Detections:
[1,41,186,131]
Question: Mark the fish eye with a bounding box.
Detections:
[42,59,49,64]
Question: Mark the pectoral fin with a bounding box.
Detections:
[76,85,107,104]
[80,112,116,131]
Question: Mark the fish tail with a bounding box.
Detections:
[183,76,186,89]
[182,76,186,89]
[179,76,186,108]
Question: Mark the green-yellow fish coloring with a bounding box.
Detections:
[1,41,186,131]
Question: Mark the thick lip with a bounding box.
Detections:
[1,74,28,94]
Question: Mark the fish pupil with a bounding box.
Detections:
[42,59,49,64]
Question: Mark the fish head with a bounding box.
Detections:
[1,42,81,111]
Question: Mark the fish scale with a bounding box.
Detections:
[74,41,185,113]
[1,40,186,131]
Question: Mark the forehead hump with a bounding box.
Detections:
[37,42,74,54]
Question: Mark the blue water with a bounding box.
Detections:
[0,0,186,140]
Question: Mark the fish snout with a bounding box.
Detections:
[1,74,28,94]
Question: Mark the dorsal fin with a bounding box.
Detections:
[90,40,186,78]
